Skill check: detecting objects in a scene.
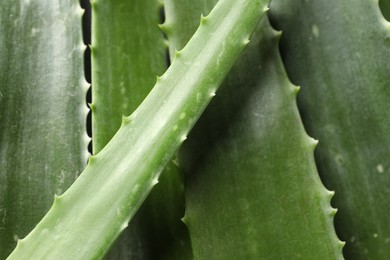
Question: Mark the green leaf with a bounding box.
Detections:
[163,0,219,60]
[91,0,191,258]
[0,1,88,258]
[270,0,390,258]
[91,0,165,154]
[7,0,268,258]
[165,1,343,258]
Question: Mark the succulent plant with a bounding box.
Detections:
[1,0,389,259]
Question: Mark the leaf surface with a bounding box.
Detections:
[7,0,268,258]
[91,0,191,258]
[164,0,344,258]
[0,1,87,258]
[270,0,390,258]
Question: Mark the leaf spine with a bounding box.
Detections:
[121,115,132,125]
[293,85,300,95]
[326,190,336,201]
[274,30,282,39]
[242,38,250,46]
[338,240,346,248]
[151,178,159,186]
[53,194,63,204]
[308,137,319,148]
[181,215,188,225]
[120,222,129,232]
[174,49,182,60]
[88,155,96,165]
[76,5,85,17]
[82,80,90,92]
[156,75,163,84]
[180,135,187,142]
[158,23,169,35]
[200,14,208,25]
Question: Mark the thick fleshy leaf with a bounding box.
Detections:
[0,1,88,258]
[270,0,390,258]
[91,0,191,258]
[165,1,343,258]
[7,0,268,258]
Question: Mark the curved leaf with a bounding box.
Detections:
[91,0,191,259]
[7,0,268,258]
[0,1,88,258]
[270,0,390,258]
[165,0,343,257]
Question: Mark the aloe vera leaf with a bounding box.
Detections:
[7,0,268,258]
[164,1,343,258]
[91,0,165,154]
[380,0,390,20]
[91,0,191,258]
[270,0,390,258]
[162,0,218,60]
[0,1,88,259]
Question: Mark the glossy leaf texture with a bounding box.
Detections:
[164,0,344,258]
[270,0,390,258]
[0,1,88,258]
[7,0,268,258]
[91,0,191,258]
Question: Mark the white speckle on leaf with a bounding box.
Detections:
[196,92,202,103]
[120,82,125,95]
[58,170,65,184]
[376,164,384,173]
[373,233,378,238]
[31,27,40,37]
[132,184,140,194]
[335,154,344,165]
[312,24,319,38]
[1,208,6,224]
[216,41,226,66]
[180,112,186,120]
[41,229,49,236]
